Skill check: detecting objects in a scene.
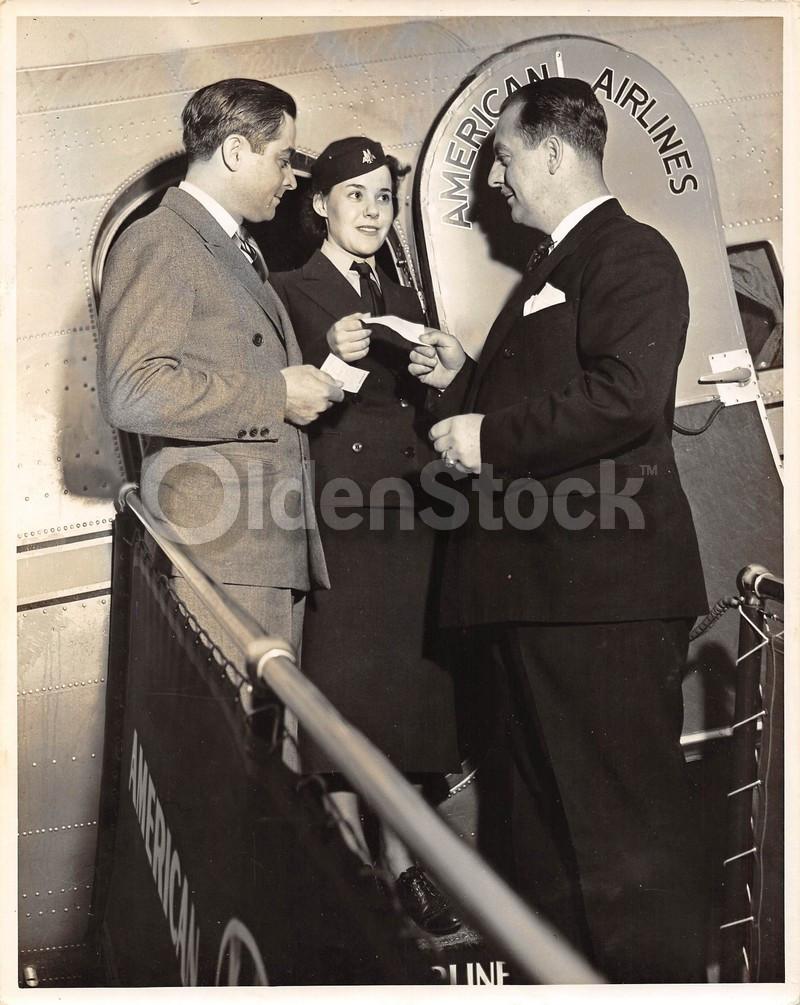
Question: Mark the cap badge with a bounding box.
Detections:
[362,148,376,164]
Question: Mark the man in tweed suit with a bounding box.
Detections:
[98,78,343,668]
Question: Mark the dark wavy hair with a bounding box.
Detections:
[301,154,411,246]
[500,78,607,163]
[182,78,297,163]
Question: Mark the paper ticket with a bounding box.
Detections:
[368,314,429,345]
[321,353,369,393]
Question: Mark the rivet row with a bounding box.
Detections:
[21,885,85,898]
[19,677,105,696]
[18,518,112,539]
[19,821,98,836]
[19,941,87,954]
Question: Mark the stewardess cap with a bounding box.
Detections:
[312,136,389,190]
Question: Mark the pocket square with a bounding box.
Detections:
[523,282,566,316]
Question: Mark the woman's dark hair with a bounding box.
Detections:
[182,78,296,163]
[500,77,607,163]
[301,154,410,246]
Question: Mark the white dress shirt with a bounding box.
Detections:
[179,180,241,239]
[321,238,382,295]
[550,195,614,248]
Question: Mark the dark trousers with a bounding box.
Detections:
[477,619,708,983]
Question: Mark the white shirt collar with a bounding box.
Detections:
[550,195,614,248]
[179,180,241,238]
[321,238,381,293]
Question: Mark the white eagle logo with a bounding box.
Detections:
[362,148,376,164]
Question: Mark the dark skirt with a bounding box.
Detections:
[298,507,460,775]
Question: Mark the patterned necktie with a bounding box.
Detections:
[234,227,267,281]
[525,236,555,272]
[350,260,385,316]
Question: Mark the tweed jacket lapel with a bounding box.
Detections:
[161,187,288,345]
[468,199,624,403]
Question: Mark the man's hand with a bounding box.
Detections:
[430,414,484,474]
[281,365,344,426]
[408,329,466,389]
[326,312,372,362]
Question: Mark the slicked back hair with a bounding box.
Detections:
[182,78,297,162]
[500,78,607,163]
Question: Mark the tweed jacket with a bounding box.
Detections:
[98,186,328,590]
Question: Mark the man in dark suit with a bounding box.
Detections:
[98,79,344,674]
[410,78,709,982]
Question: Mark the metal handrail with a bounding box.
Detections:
[120,485,603,985]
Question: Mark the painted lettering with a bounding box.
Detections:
[662,149,692,174]
[127,733,203,986]
[442,203,471,229]
[669,173,699,194]
[590,66,697,194]
[136,748,148,833]
[144,775,155,864]
[619,81,650,117]
[168,849,181,942]
[152,798,166,897]
[440,169,471,202]
[444,140,476,172]
[128,730,138,800]
[454,116,488,151]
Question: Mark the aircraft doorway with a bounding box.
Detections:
[91,151,409,308]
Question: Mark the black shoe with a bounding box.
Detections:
[395,866,461,935]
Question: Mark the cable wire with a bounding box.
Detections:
[673,401,725,436]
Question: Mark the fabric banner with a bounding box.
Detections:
[97,533,432,986]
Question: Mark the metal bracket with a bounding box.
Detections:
[698,349,759,406]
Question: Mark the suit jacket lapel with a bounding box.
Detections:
[161,187,287,343]
[295,249,364,321]
[468,199,624,403]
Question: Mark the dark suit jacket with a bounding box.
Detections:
[271,250,437,503]
[435,199,707,626]
[98,186,327,590]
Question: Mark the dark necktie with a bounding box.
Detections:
[526,236,555,272]
[235,227,267,282]
[350,260,385,316]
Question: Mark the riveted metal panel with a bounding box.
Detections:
[17,203,93,338]
[294,58,476,157]
[310,21,470,65]
[166,20,462,93]
[18,594,110,952]
[16,331,121,544]
[673,19,781,100]
[18,830,97,949]
[46,100,186,205]
[17,538,113,606]
[701,96,782,238]
[444,15,725,51]
[17,57,182,116]
[18,596,110,820]
[167,36,331,89]
[18,117,73,209]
